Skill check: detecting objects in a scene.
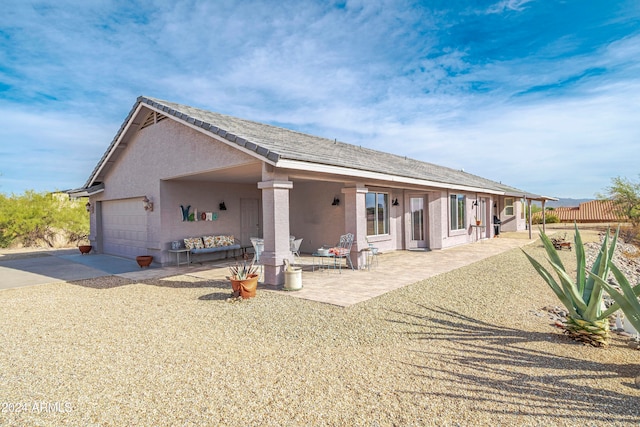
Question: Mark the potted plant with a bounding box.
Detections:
[228,261,259,299]
[77,236,92,254]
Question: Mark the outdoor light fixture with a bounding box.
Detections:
[493,203,497,208]
[392,198,399,206]
[472,200,478,207]
[142,196,154,212]
[331,197,340,206]
[219,201,227,211]
[85,201,93,213]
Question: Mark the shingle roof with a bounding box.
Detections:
[83,95,552,200]
[533,200,626,223]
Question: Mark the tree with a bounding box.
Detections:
[599,176,640,226]
[0,191,89,248]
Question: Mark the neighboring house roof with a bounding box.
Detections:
[533,200,627,223]
[75,96,555,200]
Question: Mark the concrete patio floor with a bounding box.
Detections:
[187,232,539,307]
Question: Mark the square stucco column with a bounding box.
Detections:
[258,180,293,286]
[341,185,368,269]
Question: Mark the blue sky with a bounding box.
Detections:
[1,0,639,199]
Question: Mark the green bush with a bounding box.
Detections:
[532,213,559,224]
[0,191,89,248]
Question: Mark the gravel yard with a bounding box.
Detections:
[1,232,639,426]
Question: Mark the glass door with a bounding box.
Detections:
[410,196,427,249]
[479,197,488,239]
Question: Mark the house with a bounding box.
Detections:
[533,200,626,223]
[69,96,554,285]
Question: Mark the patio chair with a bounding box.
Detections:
[291,238,303,260]
[330,233,354,271]
[250,237,264,280]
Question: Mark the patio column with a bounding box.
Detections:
[258,179,293,286]
[342,185,368,269]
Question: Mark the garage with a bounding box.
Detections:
[101,199,148,259]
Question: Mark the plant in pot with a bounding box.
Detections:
[228,260,260,299]
[77,236,92,254]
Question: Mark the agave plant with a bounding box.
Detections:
[228,260,259,280]
[523,225,622,346]
[589,263,640,335]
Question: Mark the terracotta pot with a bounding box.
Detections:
[230,274,259,299]
[476,220,481,225]
[136,255,153,268]
[78,245,92,254]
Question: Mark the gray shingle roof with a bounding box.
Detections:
[84,95,550,199]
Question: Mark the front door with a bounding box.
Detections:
[409,196,427,249]
[240,198,261,246]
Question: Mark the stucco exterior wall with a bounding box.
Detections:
[90,118,259,262]
[289,181,345,253]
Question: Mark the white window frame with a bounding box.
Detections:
[449,193,466,231]
[505,197,514,216]
[366,192,389,236]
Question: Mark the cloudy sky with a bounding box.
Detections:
[1,0,639,198]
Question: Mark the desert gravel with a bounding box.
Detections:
[1,234,639,426]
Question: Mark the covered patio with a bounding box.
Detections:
[166,232,537,307]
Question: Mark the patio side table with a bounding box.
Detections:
[312,252,336,272]
[168,248,191,266]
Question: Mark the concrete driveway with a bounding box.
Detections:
[0,249,174,290]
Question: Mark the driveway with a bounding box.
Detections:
[0,249,175,290]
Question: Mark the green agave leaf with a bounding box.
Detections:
[576,227,620,318]
[539,230,565,272]
[523,250,579,318]
[547,258,588,315]
[590,266,640,333]
[574,224,586,295]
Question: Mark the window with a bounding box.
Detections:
[449,194,466,230]
[505,197,514,216]
[366,192,389,236]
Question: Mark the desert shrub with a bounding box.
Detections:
[532,213,559,224]
[619,225,640,245]
[0,191,89,248]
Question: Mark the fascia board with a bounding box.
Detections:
[88,103,146,187]
[275,159,504,195]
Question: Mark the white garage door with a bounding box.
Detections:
[102,199,148,258]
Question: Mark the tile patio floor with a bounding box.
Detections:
[184,232,538,307]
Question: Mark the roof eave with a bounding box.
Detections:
[275,159,505,195]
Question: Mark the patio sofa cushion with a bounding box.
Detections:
[184,237,204,250]
[188,235,241,258]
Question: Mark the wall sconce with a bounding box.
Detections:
[142,196,154,212]
[331,197,340,206]
[85,202,93,213]
[219,201,227,211]
[472,200,478,207]
[392,198,399,206]
[493,203,497,208]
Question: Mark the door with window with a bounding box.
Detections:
[409,195,427,249]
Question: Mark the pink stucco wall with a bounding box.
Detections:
[90,112,260,263]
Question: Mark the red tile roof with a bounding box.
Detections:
[534,200,627,223]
